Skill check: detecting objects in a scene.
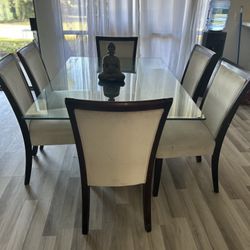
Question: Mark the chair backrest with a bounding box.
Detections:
[0,54,34,119]
[181,45,217,102]
[17,41,50,97]
[96,36,138,73]
[65,98,172,187]
[201,59,250,140]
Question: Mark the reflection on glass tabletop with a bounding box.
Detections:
[24,57,205,121]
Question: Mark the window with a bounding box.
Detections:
[0,0,35,58]
[60,0,88,57]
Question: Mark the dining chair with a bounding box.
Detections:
[96,36,138,73]
[153,59,250,196]
[65,98,173,234]
[0,54,74,185]
[181,44,217,102]
[17,41,51,97]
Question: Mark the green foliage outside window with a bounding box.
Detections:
[0,0,34,22]
[0,38,30,53]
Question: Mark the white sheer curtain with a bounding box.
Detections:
[35,0,209,80]
[86,0,139,57]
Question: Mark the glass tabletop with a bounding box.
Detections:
[24,57,205,120]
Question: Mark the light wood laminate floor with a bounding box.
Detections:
[0,92,250,250]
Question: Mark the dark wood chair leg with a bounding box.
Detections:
[32,146,38,156]
[196,156,202,162]
[40,145,44,150]
[24,142,33,185]
[153,159,163,197]
[82,186,90,234]
[143,183,151,232]
[211,152,220,193]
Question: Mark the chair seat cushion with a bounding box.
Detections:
[29,119,74,145]
[156,120,215,158]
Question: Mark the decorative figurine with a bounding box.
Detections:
[98,42,125,83]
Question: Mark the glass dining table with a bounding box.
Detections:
[23,57,205,120]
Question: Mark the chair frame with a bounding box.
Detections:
[153,59,250,196]
[96,36,138,72]
[0,54,39,185]
[65,98,173,234]
[17,41,50,97]
[181,44,217,102]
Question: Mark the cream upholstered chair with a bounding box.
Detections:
[96,36,138,73]
[153,59,250,196]
[0,54,74,185]
[181,44,217,102]
[17,41,51,97]
[65,98,173,234]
